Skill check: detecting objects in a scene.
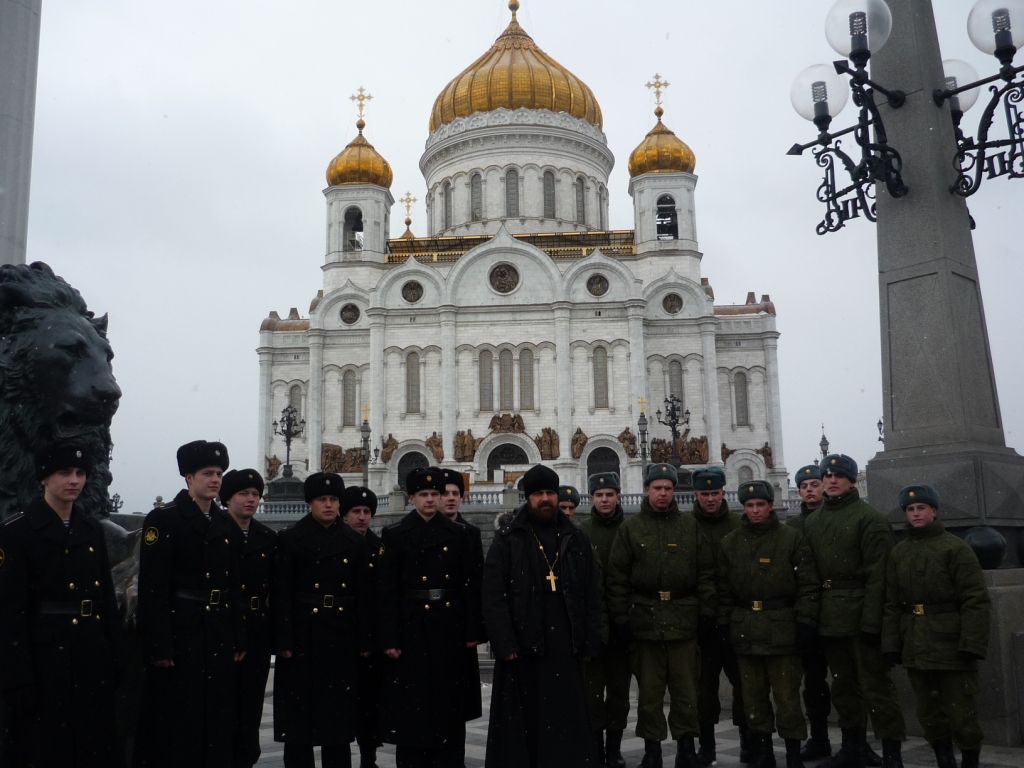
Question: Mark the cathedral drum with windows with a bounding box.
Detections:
[256,1,787,497]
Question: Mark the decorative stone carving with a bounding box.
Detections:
[662,293,683,314]
[756,442,774,469]
[533,427,560,460]
[380,434,399,463]
[425,107,609,149]
[587,274,609,296]
[648,434,709,465]
[618,427,638,458]
[340,303,360,325]
[322,443,364,473]
[426,431,444,462]
[401,281,423,303]
[721,444,737,461]
[488,413,526,433]
[455,429,484,462]
[650,438,671,464]
[571,427,588,459]
[266,455,282,481]
[489,264,520,293]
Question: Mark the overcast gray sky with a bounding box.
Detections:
[26,0,1023,511]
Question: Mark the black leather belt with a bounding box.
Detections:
[404,589,458,601]
[902,602,959,616]
[822,579,865,590]
[295,592,352,608]
[748,598,794,611]
[37,600,95,617]
[174,588,229,605]
[634,588,695,602]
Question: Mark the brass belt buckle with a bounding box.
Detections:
[822,580,832,590]
[250,596,260,610]
[80,599,93,617]
[913,604,925,616]
[209,590,221,605]
[323,595,335,608]
[659,591,672,601]
[429,589,444,600]
[752,600,763,612]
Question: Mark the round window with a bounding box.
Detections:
[587,274,609,297]
[662,293,683,314]
[489,264,520,294]
[340,304,360,325]
[401,281,423,303]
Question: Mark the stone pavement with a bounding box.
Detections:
[252,681,1023,767]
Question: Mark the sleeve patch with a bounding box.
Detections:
[144,527,159,545]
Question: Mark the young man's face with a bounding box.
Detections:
[343,505,373,533]
[591,488,619,516]
[695,489,725,515]
[744,499,773,523]
[798,478,824,506]
[905,502,937,528]
[823,472,855,497]
[558,501,576,519]
[412,489,440,519]
[646,479,676,511]
[41,468,87,504]
[226,488,261,520]
[440,484,463,519]
[186,466,223,501]
[310,495,340,526]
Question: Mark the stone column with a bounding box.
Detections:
[512,354,520,411]
[419,355,427,415]
[867,0,1024,533]
[399,357,407,414]
[368,310,385,446]
[553,303,573,464]
[0,0,42,266]
[762,335,785,469]
[627,300,646,418]
[440,306,457,463]
[257,346,273,473]
[607,348,615,412]
[472,353,481,415]
[586,352,595,412]
[492,354,500,412]
[307,330,326,473]
[699,320,723,465]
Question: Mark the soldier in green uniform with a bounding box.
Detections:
[803,455,905,768]
[717,480,820,768]
[579,472,631,768]
[787,464,833,761]
[559,485,581,521]
[606,464,718,768]
[689,467,748,765]
[882,485,990,768]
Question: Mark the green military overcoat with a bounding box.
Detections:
[579,504,624,644]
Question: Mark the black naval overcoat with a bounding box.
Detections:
[376,510,485,749]
[456,511,486,721]
[132,490,245,768]
[232,517,278,768]
[355,527,383,747]
[272,514,373,746]
[0,498,126,767]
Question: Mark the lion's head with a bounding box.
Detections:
[0,262,121,520]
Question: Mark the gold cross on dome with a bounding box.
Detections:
[646,74,670,108]
[362,404,370,421]
[638,397,647,412]
[350,87,373,119]
[398,191,418,219]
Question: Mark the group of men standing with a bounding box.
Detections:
[0,440,994,768]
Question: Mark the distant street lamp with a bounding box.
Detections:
[820,424,831,462]
[655,394,691,470]
[359,406,379,487]
[637,399,650,480]
[273,405,305,478]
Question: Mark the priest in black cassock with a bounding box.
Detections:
[483,464,602,768]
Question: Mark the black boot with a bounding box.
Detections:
[640,739,664,768]
[593,731,607,767]
[960,749,979,768]
[697,723,716,767]
[785,738,805,768]
[675,736,700,768]
[800,717,832,760]
[929,738,957,768]
[606,730,626,768]
[739,724,756,763]
[752,732,777,768]
[863,738,882,767]
[357,739,378,768]
[824,727,866,768]
[880,740,902,768]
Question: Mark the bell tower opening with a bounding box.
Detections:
[656,195,678,240]
[343,207,364,251]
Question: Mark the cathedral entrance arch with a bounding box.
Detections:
[486,443,529,482]
[397,451,430,491]
[587,446,620,480]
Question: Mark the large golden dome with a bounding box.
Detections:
[627,106,695,177]
[429,0,603,133]
[326,118,394,188]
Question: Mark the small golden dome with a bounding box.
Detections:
[628,106,696,177]
[326,118,394,188]
[429,1,603,133]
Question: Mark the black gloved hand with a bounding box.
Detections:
[796,623,819,653]
[610,621,632,646]
[958,650,984,663]
[0,685,36,713]
[881,651,902,667]
[697,616,717,645]
[859,631,881,648]
[716,624,731,647]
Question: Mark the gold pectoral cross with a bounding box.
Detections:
[546,570,558,592]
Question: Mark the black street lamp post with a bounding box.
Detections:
[359,416,379,487]
[273,405,305,478]
[819,425,831,462]
[655,394,691,470]
[637,400,650,480]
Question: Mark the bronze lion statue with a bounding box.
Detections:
[0,262,121,521]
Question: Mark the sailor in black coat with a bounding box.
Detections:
[377,468,485,768]
[0,444,126,768]
[273,473,373,768]
[221,469,277,768]
[133,441,245,768]
[342,485,383,768]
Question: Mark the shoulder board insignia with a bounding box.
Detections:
[2,511,25,526]
[144,527,159,545]
[759,557,771,563]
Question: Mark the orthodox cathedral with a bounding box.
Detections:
[257,1,787,496]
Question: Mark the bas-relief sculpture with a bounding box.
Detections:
[488,413,525,434]
[533,427,560,460]
[618,427,638,458]
[381,434,399,463]
[650,434,709,465]
[756,442,774,469]
[425,432,444,462]
[455,429,484,462]
[321,443,364,473]
[571,428,588,459]
[265,455,282,480]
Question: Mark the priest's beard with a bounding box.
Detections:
[527,497,558,523]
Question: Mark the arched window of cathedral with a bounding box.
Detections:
[479,350,493,412]
[656,195,679,240]
[735,371,749,426]
[669,360,684,401]
[542,171,556,219]
[471,174,483,222]
[598,184,607,230]
[738,466,754,483]
[342,370,356,426]
[519,349,535,410]
[343,207,363,251]
[587,446,620,480]
[443,182,453,230]
[499,350,514,411]
[505,170,520,217]
[575,177,586,225]
[288,384,303,418]
[407,352,421,414]
[593,347,609,408]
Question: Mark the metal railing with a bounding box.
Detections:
[258,495,391,517]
